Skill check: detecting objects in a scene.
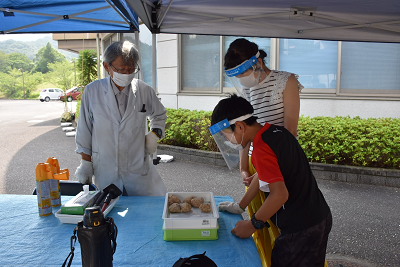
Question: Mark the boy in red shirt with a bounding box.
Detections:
[211,94,331,267]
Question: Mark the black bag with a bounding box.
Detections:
[172,252,217,267]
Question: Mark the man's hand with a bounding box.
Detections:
[231,220,256,239]
[218,201,245,214]
[145,131,159,154]
[75,160,93,184]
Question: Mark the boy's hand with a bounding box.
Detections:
[218,202,245,214]
[231,220,256,238]
[242,172,258,186]
[241,170,251,186]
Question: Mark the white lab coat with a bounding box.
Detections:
[75,77,167,196]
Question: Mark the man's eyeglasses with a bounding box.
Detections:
[109,63,140,74]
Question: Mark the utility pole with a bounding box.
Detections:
[70,60,76,86]
[19,68,25,99]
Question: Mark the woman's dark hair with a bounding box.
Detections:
[211,94,258,131]
[224,38,267,70]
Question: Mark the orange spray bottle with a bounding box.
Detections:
[46,157,69,207]
[35,163,53,216]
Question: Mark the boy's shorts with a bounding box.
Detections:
[271,212,332,267]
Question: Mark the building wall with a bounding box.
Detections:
[156,34,400,119]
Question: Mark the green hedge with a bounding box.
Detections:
[297,116,400,169]
[161,109,400,170]
[75,106,400,169]
[76,101,81,120]
[160,108,217,151]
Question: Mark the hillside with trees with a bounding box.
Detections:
[0,37,97,100]
[0,35,75,60]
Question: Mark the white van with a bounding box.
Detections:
[38,88,64,102]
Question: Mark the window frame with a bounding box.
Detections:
[176,35,400,99]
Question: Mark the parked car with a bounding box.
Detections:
[60,86,83,102]
[38,88,64,102]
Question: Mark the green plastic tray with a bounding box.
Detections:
[163,223,219,241]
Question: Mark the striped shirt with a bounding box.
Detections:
[241,70,303,155]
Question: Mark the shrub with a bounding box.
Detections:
[75,101,81,120]
[159,108,217,151]
[76,107,400,169]
[61,112,72,122]
[298,115,400,169]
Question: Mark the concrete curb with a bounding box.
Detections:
[157,144,400,188]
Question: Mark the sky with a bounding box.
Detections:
[0,33,52,42]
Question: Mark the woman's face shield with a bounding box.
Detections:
[209,119,240,170]
[225,51,264,93]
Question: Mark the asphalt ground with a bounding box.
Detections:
[0,100,399,267]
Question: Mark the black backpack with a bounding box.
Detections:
[172,251,217,267]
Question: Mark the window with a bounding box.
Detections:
[124,26,154,87]
[138,24,154,87]
[176,34,400,98]
[279,39,338,90]
[341,42,400,94]
[180,35,271,93]
[181,34,220,92]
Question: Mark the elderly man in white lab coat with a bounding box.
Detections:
[75,40,167,196]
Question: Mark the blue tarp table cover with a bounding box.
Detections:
[0,195,262,267]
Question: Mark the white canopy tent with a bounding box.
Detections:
[127,0,400,43]
[126,0,400,96]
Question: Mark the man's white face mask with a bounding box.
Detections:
[112,71,136,87]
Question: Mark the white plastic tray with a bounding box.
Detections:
[162,192,219,229]
[55,197,119,224]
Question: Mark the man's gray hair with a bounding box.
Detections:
[103,40,139,66]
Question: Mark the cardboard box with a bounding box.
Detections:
[60,190,101,215]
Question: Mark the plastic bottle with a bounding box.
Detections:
[35,163,53,216]
[46,157,69,207]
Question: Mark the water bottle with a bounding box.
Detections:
[63,204,117,267]
[77,207,118,266]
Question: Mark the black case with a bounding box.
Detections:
[76,218,117,267]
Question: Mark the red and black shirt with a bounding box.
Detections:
[252,123,331,234]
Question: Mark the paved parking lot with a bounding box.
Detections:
[0,99,399,267]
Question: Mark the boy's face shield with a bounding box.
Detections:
[209,119,240,170]
[225,51,263,93]
[209,114,253,170]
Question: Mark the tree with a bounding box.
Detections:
[34,42,66,73]
[0,69,44,99]
[77,49,97,87]
[0,69,22,98]
[24,72,44,98]
[0,51,8,73]
[6,53,34,73]
[48,61,74,92]
[48,61,74,111]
